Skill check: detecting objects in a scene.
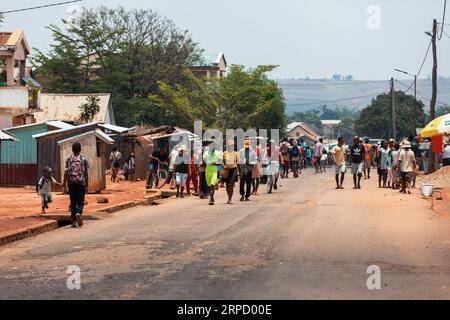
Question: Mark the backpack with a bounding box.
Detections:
[68,155,86,184]
[36,176,45,193]
[290,145,299,157]
[111,152,121,168]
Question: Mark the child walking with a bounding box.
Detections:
[36,167,61,214]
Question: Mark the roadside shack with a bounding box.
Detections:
[58,129,114,192]
[32,122,99,188]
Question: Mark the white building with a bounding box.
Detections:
[0,30,40,128]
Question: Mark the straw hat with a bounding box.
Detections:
[402,141,411,148]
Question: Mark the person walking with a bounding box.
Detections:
[362,137,373,179]
[222,139,239,204]
[332,137,346,189]
[186,151,199,196]
[109,147,122,183]
[398,140,417,194]
[174,146,190,198]
[126,153,136,182]
[350,136,364,189]
[314,138,324,173]
[36,167,62,214]
[238,139,257,201]
[280,139,291,178]
[203,141,221,205]
[62,142,89,228]
[289,139,301,178]
[168,146,179,189]
[378,141,389,188]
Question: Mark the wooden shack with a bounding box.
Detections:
[58,129,114,192]
[33,122,99,186]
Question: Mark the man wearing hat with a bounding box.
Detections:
[238,138,257,201]
[398,140,416,194]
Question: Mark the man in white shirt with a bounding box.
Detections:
[398,141,416,194]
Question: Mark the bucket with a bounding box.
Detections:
[421,183,434,197]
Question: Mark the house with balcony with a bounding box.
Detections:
[189,52,227,79]
[0,30,40,129]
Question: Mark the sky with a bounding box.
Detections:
[1,0,450,80]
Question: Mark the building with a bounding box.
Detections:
[286,122,321,144]
[33,122,100,185]
[0,30,40,128]
[33,93,115,125]
[189,52,227,79]
[58,129,114,192]
[321,120,342,139]
[0,121,73,186]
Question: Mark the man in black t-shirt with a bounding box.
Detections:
[350,136,365,189]
[174,146,191,198]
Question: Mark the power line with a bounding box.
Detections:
[396,79,449,106]
[287,91,388,107]
[0,0,83,14]
[401,40,432,93]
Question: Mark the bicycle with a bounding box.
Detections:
[146,161,168,189]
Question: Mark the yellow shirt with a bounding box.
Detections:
[332,145,345,165]
[223,151,238,169]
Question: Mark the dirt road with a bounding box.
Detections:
[1,168,450,299]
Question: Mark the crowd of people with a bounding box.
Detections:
[330,135,418,194]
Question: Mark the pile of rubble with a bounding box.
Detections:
[423,166,450,188]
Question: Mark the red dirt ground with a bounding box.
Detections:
[0,179,163,236]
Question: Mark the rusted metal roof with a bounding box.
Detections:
[33,93,114,125]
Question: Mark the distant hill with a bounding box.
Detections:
[278,78,450,116]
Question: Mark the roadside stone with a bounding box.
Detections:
[97,197,109,204]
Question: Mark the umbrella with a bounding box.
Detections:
[421,113,450,138]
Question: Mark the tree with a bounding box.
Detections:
[355,91,426,140]
[79,95,101,122]
[31,6,203,126]
[344,75,353,81]
[149,65,286,132]
[0,13,4,26]
[332,74,342,81]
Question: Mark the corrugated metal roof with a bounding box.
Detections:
[0,130,18,141]
[21,77,42,88]
[57,129,115,145]
[3,121,73,132]
[98,123,130,134]
[191,52,225,67]
[33,93,114,124]
[33,122,98,139]
[46,121,74,130]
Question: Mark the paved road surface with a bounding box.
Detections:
[1,168,450,299]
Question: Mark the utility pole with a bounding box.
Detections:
[413,74,417,137]
[429,19,438,174]
[390,78,396,140]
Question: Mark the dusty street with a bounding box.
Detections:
[1,168,450,300]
